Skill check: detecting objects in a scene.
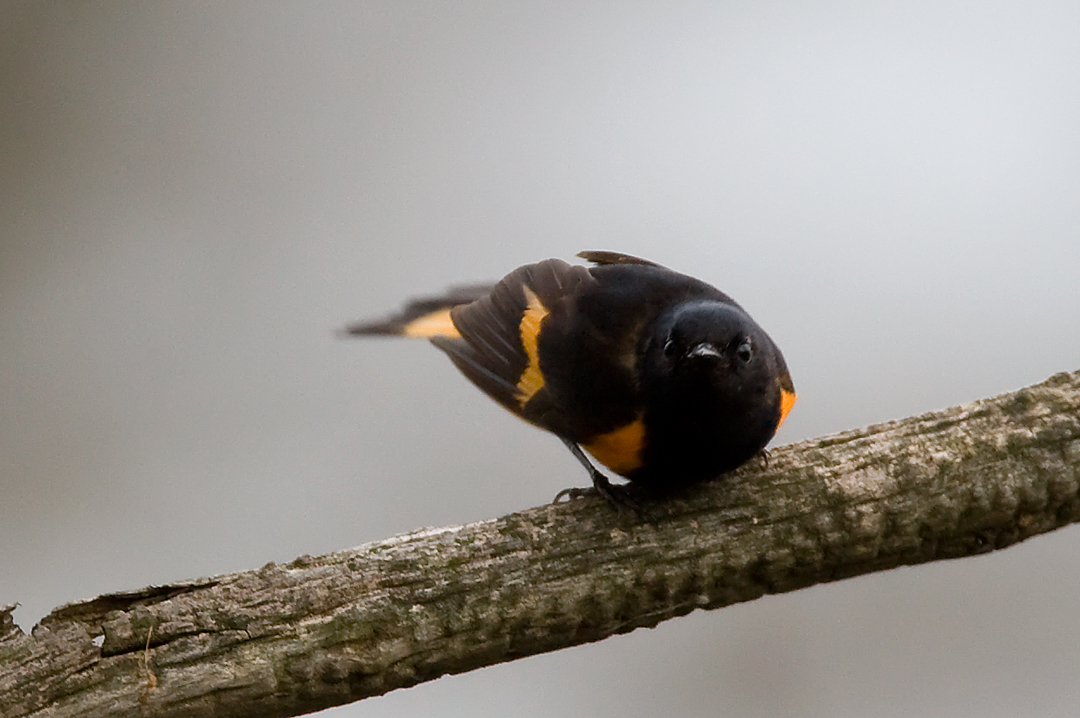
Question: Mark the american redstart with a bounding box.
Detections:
[345,251,795,507]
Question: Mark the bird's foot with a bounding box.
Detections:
[556,437,651,518]
[553,476,649,518]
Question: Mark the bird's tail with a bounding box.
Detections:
[342,283,493,339]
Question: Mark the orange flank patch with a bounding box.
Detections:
[515,287,548,406]
[582,417,646,476]
[401,308,461,339]
[777,388,797,429]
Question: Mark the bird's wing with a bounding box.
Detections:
[431,258,595,418]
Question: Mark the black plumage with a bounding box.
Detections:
[345,251,795,506]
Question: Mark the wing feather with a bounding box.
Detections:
[577,250,663,268]
[431,258,594,417]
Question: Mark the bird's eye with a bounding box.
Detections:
[663,339,678,358]
[736,340,753,364]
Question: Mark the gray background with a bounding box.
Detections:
[2,2,1079,716]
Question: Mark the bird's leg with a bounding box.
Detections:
[554,438,643,515]
[756,448,771,468]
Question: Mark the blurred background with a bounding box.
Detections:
[2,2,1079,716]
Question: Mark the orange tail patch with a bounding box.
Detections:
[400,308,460,338]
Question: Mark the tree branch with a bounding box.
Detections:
[3,370,1080,718]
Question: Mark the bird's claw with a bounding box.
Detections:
[553,486,595,503]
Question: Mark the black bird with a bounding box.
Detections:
[345,251,795,506]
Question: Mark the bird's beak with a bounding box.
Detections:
[686,342,723,360]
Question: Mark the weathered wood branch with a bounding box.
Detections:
[3,370,1080,718]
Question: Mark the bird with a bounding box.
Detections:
[344,251,795,508]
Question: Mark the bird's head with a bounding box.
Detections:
[645,301,776,398]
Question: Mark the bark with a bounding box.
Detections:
[2,369,1080,718]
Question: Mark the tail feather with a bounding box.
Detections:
[343,283,493,338]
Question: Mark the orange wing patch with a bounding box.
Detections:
[515,287,548,407]
[582,417,646,476]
